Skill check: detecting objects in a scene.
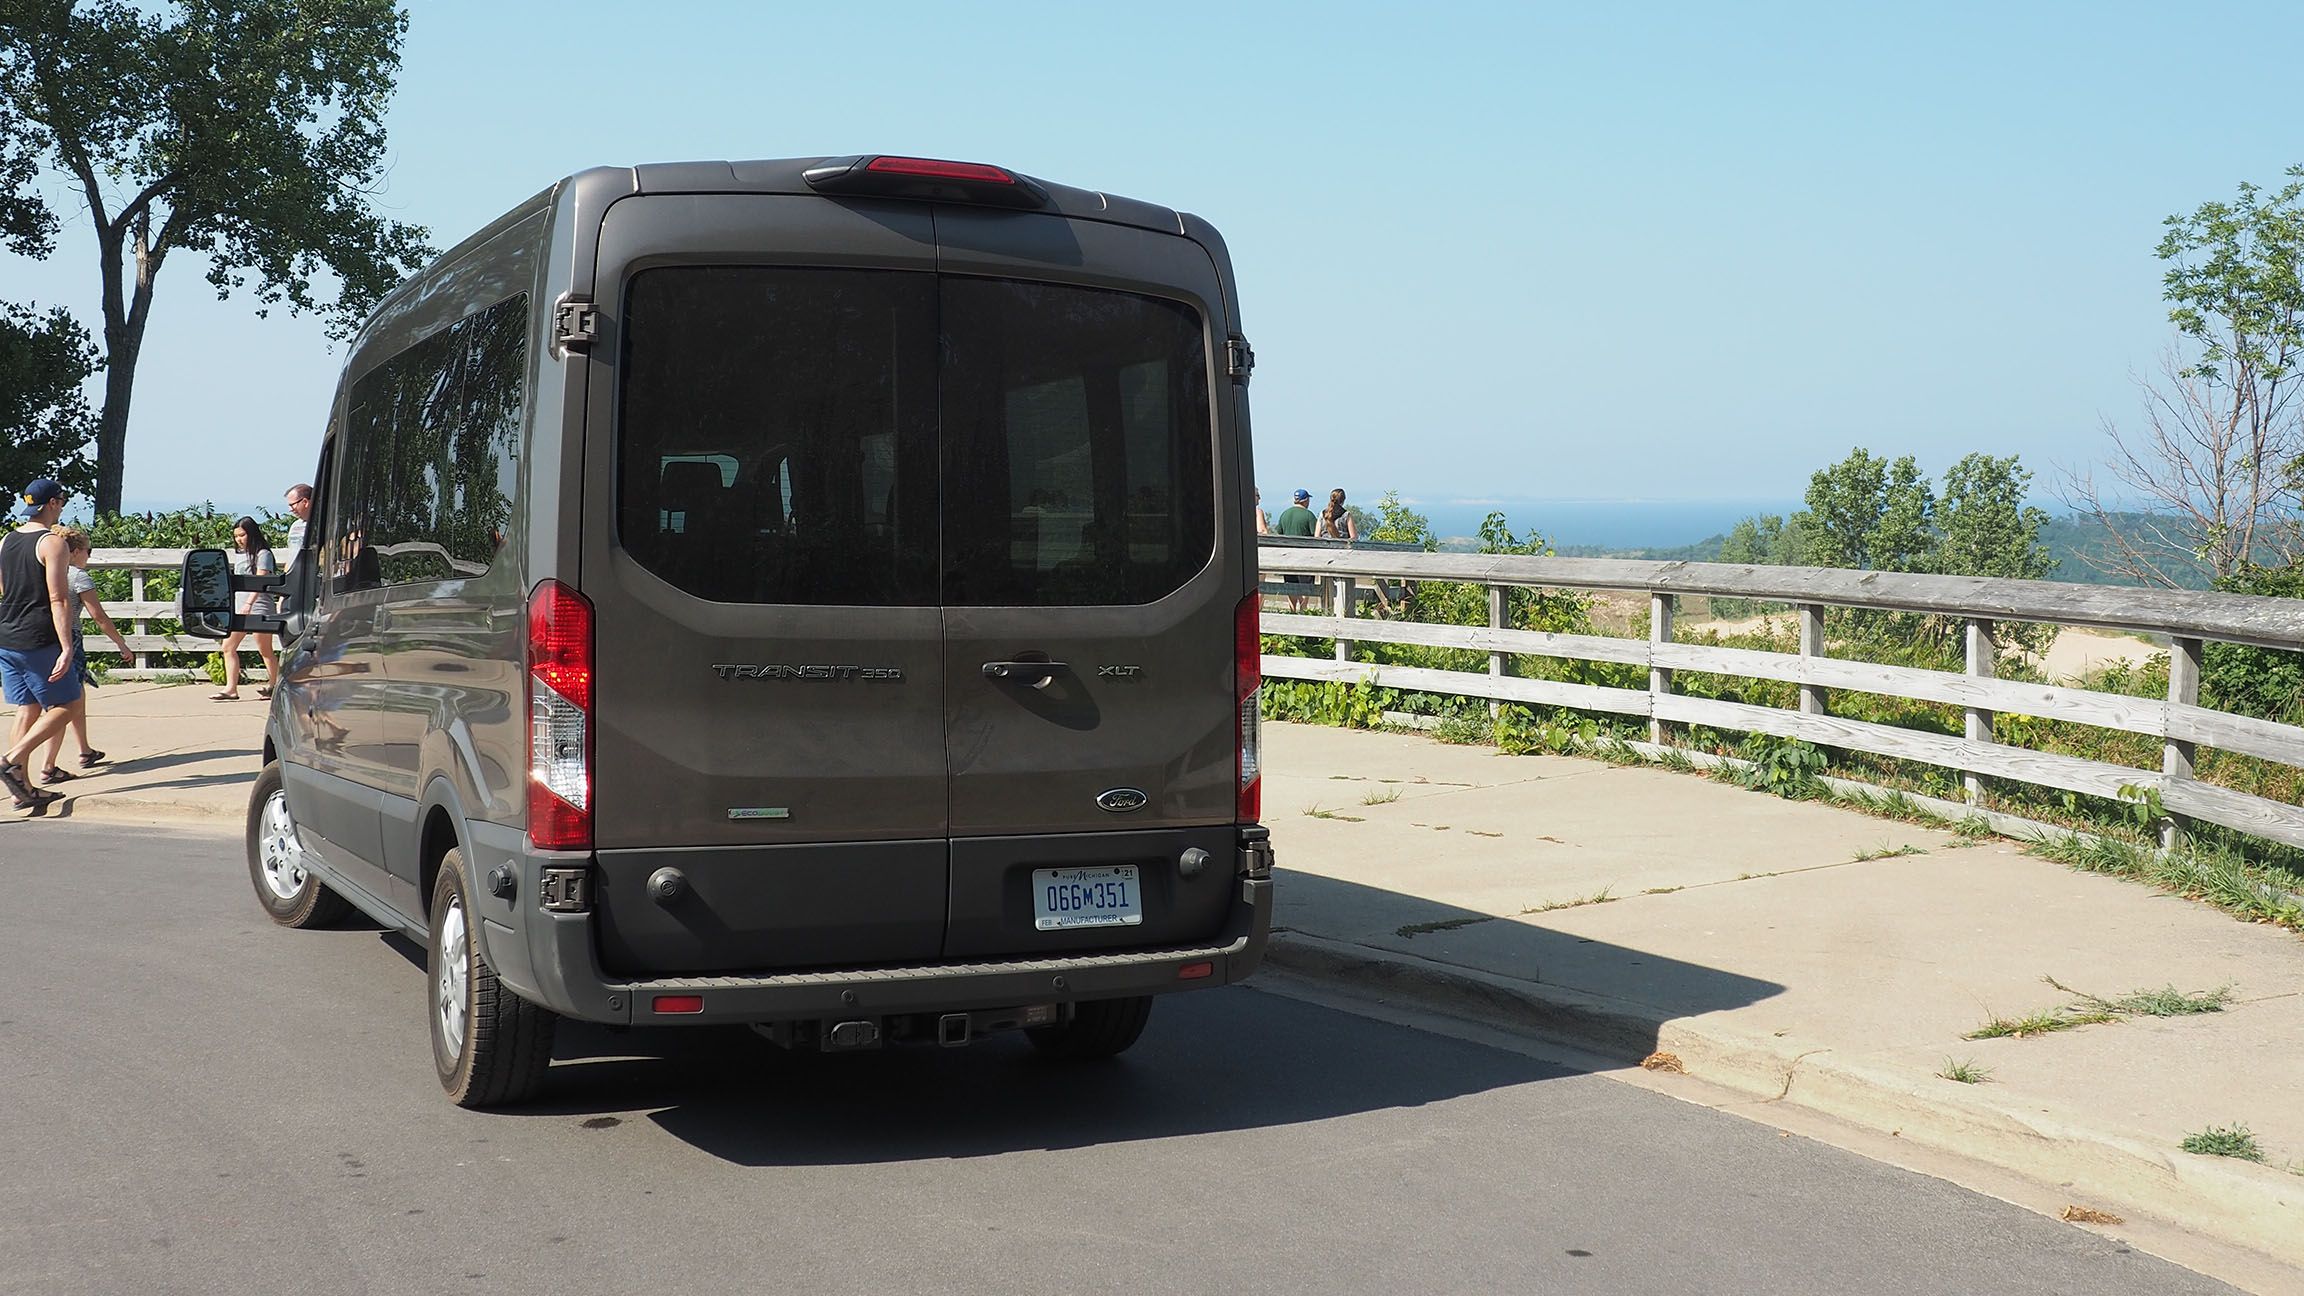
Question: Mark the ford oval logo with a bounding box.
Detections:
[1096,787,1149,814]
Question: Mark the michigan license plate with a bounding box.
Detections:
[1033,865,1143,931]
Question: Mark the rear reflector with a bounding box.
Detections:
[652,995,705,1015]
[1236,592,1262,823]
[1177,961,1215,981]
[801,154,1049,210]
[527,580,594,852]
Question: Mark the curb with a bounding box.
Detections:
[45,793,242,827]
[1266,930,2304,1271]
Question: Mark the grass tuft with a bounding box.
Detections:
[1849,842,1928,863]
[2028,833,2304,932]
[1361,787,1403,806]
[1520,887,1615,915]
[1937,1058,1992,1084]
[1965,1007,2116,1040]
[2180,1124,2267,1163]
[1301,804,1365,823]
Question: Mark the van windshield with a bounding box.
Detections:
[617,267,1214,607]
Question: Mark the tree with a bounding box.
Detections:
[1802,448,1935,573]
[1936,452,2054,581]
[0,0,432,515]
[0,299,99,497]
[2066,168,2304,586]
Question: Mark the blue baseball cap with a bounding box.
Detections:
[1291,488,1311,502]
[21,478,65,507]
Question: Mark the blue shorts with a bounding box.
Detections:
[0,642,84,707]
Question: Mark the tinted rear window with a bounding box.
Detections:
[940,278,1214,607]
[617,269,1213,607]
[618,268,940,605]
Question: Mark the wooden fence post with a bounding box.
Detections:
[2164,637,2202,849]
[1798,603,1827,716]
[1487,584,1505,720]
[1649,592,1675,744]
[130,565,149,674]
[1333,575,1356,663]
[1963,618,1995,805]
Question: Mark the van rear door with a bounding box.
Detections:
[934,212,1245,958]
[583,196,948,975]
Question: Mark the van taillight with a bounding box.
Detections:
[527,579,594,852]
[1237,592,1261,823]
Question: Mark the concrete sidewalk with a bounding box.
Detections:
[1,679,262,825]
[1259,722,2303,1273]
[8,690,2301,1270]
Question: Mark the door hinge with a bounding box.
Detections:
[553,294,599,357]
[1226,334,1256,384]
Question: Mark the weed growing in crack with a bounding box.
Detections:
[1849,843,1928,863]
[1937,1058,1992,1084]
[2180,1125,2267,1163]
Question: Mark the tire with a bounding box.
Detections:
[429,848,557,1108]
[247,761,348,929]
[1026,995,1154,1060]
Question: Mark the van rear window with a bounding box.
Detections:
[617,269,1214,607]
[618,268,941,606]
[940,278,1214,607]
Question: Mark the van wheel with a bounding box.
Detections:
[247,762,347,928]
[1026,995,1153,1060]
[429,849,556,1108]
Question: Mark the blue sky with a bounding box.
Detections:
[6,0,2300,535]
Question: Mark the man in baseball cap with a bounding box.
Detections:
[0,476,79,810]
[1271,487,1319,612]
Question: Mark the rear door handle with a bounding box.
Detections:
[982,660,1066,690]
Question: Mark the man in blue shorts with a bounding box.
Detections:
[0,478,83,811]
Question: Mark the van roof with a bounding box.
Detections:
[617,155,1192,237]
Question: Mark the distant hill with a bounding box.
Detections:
[1553,512,2216,590]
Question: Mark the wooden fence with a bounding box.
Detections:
[1257,538,2304,853]
[84,548,252,679]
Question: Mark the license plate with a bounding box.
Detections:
[1033,865,1143,931]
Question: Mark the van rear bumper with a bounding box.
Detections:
[501,862,1272,1027]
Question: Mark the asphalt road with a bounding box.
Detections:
[0,819,2239,1296]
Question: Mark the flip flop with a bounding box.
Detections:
[256,687,273,699]
[211,692,239,701]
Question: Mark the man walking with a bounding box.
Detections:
[0,478,84,811]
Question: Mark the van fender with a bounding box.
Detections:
[417,771,541,1004]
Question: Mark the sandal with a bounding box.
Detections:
[1,762,59,811]
[256,686,273,699]
[79,750,107,768]
[39,766,74,784]
[210,691,240,701]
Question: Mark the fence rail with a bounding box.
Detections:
[1256,540,2304,853]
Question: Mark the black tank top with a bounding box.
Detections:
[0,528,59,652]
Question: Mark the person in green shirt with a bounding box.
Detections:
[1272,488,1318,611]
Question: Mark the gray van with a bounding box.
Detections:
[180,155,1274,1108]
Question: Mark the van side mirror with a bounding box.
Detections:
[179,548,234,638]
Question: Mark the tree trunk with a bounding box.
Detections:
[91,210,161,518]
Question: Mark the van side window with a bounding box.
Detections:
[618,268,939,606]
[344,294,529,588]
[941,279,1214,606]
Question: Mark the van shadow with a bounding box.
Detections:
[503,872,1780,1167]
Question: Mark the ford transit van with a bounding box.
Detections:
[182,155,1272,1107]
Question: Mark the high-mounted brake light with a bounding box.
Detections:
[1237,592,1261,824]
[527,579,594,852]
[865,156,1016,185]
[801,154,1049,210]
